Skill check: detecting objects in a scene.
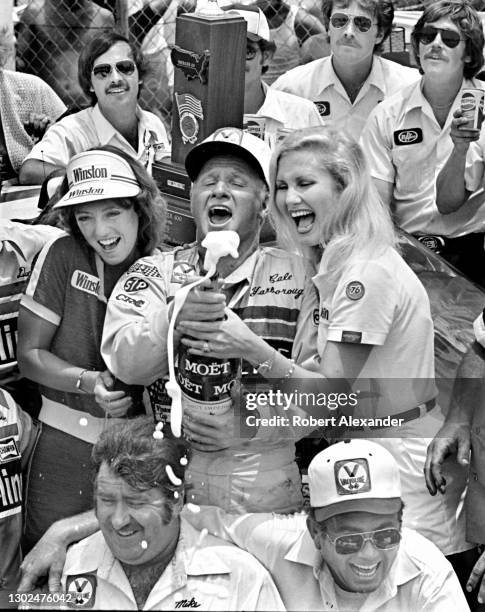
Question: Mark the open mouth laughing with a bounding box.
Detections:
[291,209,315,234]
[98,237,121,252]
[349,562,380,579]
[208,204,233,227]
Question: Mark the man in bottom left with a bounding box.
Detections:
[44,417,284,610]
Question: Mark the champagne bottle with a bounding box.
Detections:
[176,276,241,415]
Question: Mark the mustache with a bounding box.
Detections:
[424,49,446,60]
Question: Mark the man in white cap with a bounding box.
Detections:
[19,439,468,610]
[226,5,323,148]
[100,126,321,515]
[185,439,469,610]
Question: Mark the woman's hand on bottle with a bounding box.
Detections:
[94,370,133,417]
[177,309,264,360]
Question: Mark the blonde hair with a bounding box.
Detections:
[269,126,397,280]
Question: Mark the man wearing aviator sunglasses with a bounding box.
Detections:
[19,31,170,185]
[16,439,467,609]
[361,0,485,289]
[182,439,467,609]
[272,0,419,137]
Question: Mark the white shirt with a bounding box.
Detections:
[24,104,170,169]
[361,77,485,237]
[246,83,324,149]
[313,247,436,416]
[185,508,470,612]
[272,54,419,137]
[60,518,285,611]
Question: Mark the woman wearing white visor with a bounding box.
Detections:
[17,145,166,550]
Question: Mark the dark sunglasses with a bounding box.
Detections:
[330,13,376,33]
[92,59,137,80]
[416,26,464,49]
[326,527,401,554]
[246,45,259,61]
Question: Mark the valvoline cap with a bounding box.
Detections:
[309,440,402,522]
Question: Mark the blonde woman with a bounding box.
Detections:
[269,126,471,567]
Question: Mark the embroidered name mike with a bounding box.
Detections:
[71,270,100,297]
[72,165,108,182]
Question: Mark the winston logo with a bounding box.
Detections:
[71,270,100,297]
[72,165,108,182]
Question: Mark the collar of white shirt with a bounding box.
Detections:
[90,103,159,152]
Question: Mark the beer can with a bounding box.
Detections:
[460,88,485,129]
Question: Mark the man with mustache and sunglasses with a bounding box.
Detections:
[18,31,170,185]
[19,440,467,610]
[271,0,419,137]
[361,0,485,287]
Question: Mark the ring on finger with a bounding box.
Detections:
[203,341,210,353]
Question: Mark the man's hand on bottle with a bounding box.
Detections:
[182,382,257,451]
[173,278,226,327]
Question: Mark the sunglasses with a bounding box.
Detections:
[246,45,259,61]
[416,26,464,49]
[325,527,401,554]
[330,13,376,33]
[92,59,137,80]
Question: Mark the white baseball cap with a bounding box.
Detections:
[184,127,271,186]
[54,150,141,209]
[309,440,402,522]
[225,7,271,42]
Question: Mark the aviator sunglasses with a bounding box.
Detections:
[330,13,376,33]
[325,527,401,554]
[416,26,464,48]
[92,59,137,80]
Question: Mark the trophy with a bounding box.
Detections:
[152,2,246,246]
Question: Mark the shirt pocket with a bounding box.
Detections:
[392,144,435,194]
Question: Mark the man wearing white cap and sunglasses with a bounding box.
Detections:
[225,6,323,148]
[19,439,468,609]
[183,439,468,610]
